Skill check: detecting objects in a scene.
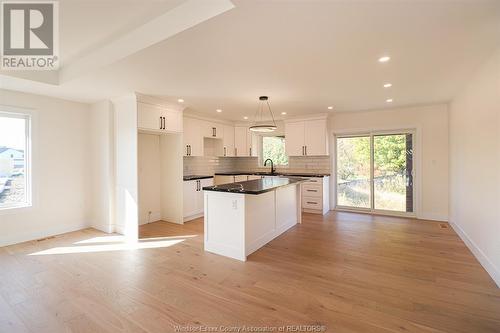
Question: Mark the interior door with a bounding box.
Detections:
[285,121,305,156]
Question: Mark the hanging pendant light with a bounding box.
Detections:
[249,96,277,132]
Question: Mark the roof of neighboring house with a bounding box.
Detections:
[0,147,24,154]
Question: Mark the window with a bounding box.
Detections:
[0,112,31,209]
[262,136,288,166]
[336,131,414,214]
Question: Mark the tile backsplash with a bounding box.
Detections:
[184,156,331,176]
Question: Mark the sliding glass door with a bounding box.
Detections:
[336,131,414,214]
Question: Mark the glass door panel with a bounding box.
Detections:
[373,134,414,212]
[336,136,371,208]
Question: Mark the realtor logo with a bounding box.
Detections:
[1,1,59,70]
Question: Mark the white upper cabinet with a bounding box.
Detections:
[183,117,204,156]
[202,121,223,139]
[222,125,235,157]
[284,121,305,156]
[234,126,249,156]
[285,116,329,156]
[137,102,182,133]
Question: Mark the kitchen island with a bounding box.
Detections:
[203,177,304,261]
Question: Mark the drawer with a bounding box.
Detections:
[302,196,323,210]
[302,184,322,197]
[304,177,322,184]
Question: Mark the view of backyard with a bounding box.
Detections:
[262,136,288,166]
[337,134,413,212]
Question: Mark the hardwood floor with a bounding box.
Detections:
[1,212,499,333]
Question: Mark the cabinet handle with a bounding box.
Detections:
[306,189,318,192]
[235,148,237,156]
[163,117,166,130]
[224,147,226,156]
[307,201,317,204]
[159,117,162,129]
[305,146,307,155]
[302,146,305,155]
[249,147,252,156]
[212,127,216,137]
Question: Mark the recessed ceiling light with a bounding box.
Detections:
[281,112,287,115]
[327,106,333,110]
[243,116,248,120]
[216,109,222,113]
[386,98,393,103]
[383,83,392,88]
[177,98,184,103]
[378,56,391,63]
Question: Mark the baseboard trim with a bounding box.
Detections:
[417,213,449,222]
[0,221,90,248]
[450,221,500,288]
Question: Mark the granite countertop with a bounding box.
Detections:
[183,175,214,181]
[214,171,330,178]
[203,177,305,195]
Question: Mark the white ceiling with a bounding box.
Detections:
[1,0,499,121]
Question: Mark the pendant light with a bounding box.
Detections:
[249,96,277,132]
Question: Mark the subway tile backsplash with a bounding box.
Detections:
[184,156,331,176]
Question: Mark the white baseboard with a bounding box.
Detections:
[90,223,115,233]
[183,212,203,223]
[417,212,449,222]
[450,221,500,288]
[0,221,90,248]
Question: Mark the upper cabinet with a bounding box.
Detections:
[234,126,256,157]
[184,117,204,156]
[201,121,223,139]
[285,116,329,156]
[222,125,235,157]
[137,102,182,133]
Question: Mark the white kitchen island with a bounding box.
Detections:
[203,177,304,261]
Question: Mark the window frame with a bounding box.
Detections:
[0,110,32,211]
[259,134,289,167]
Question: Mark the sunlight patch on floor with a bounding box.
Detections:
[29,238,189,256]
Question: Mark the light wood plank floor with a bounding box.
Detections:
[0,212,499,333]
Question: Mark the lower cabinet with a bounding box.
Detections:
[183,178,214,222]
[301,176,330,215]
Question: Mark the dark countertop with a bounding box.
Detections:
[183,175,214,181]
[214,171,330,178]
[203,177,305,195]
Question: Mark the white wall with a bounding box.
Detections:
[330,104,449,221]
[0,89,91,247]
[112,94,138,240]
[89,100,115,233]
[449,48,500,287]
[138,133,161,225]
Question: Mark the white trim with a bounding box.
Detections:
[0,220,89,248]
[332,129,418,217]
[417,212,449,222]
[449,221,500,288]
[284,113,329,123]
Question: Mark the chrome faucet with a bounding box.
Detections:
[264,159,275,174]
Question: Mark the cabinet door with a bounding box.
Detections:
[222,125,235,157]
[183,181,198,217]
[164,109,183,133]
[197,178,214,214]
[183,117,203,156]
[247,130,257,156]
[285,121,305,156]
[247,175,262,181]
[138,102,162,131]
[304,119,327,156]
[234,126,248,157]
